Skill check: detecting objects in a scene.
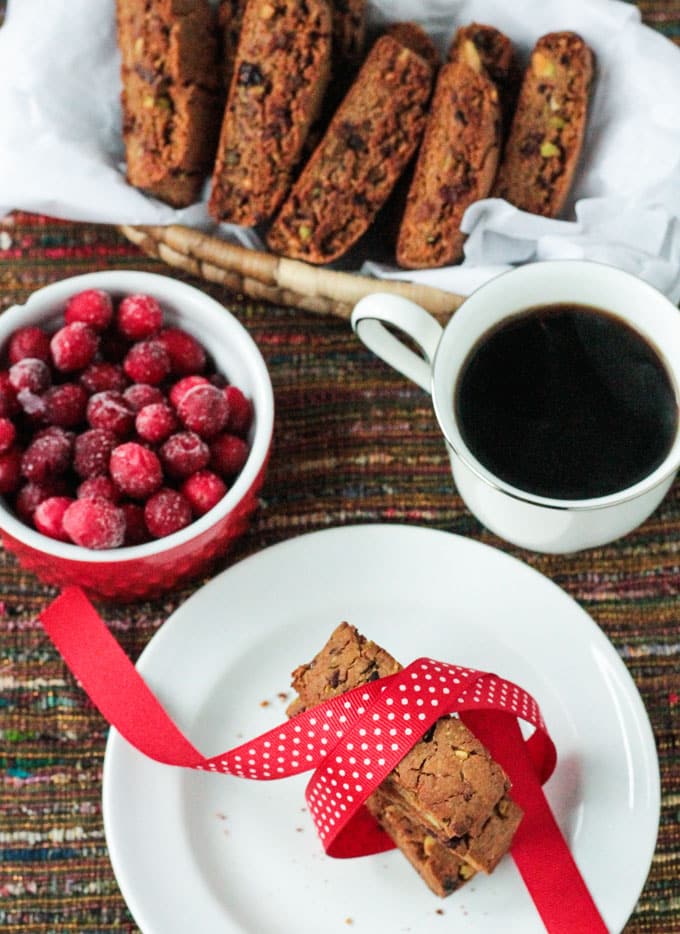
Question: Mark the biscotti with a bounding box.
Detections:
[396,61,501,268]
[288,623,523,895]
[266,35,434,264]
[492,31,594,217]
[387,21,441,70]
[208,0,333,226]
[217,0,247,92]
[116,0,221,208]
[330,0,366,69]
[448,23,520,132]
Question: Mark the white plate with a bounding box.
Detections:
[102,525,659,934]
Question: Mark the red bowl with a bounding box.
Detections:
[0,271,274,601]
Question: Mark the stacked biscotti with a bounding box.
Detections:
[288,623,523,897]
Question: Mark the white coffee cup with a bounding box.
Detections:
[351,261,680,553]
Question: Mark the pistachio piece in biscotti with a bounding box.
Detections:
[209,0,333,226]
[396,60,502,269]
[491,31,595,218]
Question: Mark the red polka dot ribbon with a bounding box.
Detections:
[39,586,607,934]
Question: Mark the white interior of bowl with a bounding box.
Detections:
[0,270,274,562]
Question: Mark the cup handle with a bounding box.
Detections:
[351,294,444,394]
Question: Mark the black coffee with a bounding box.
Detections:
[454,303,678,499]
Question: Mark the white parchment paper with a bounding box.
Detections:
[0,0,679,299]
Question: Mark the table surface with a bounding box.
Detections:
[1,4,679,932]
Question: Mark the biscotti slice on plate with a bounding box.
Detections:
[396,61,501,269]
[491,31,594,217]
[116,0,221,208]
[448,23,520,133]
[208,0,333,226]
[266,34,434,264]
[288,623,523,896]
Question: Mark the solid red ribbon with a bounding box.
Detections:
[39,586,608,933]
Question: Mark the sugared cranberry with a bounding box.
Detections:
[73,428,117,478]
[123,382,164,412]
[43,383,88,428]
[109,442,163,499]
[121,501,150,546]
[0,373,19,418]
[62,497,126,550]
[86,391,134,437]
[157,327,207,375]
[50,322,99,372]
[135,403,177,444]
[210,432,249,477]
[0,417,16,453]
[8,326,51,365]
[176,383,229,439]
[64,289,113,332]
[116,294,163,341]
[168,375,210,410]
[76,475,120,503]
[144,488,193,538]
[80,361,128,395]
[159,431,210,479]
[224,386,253,437]
[0,447,23,494]
[123,340,170,385]
[21,429,73,483]
[9,357,51,394]
[16,389,46,422]
[33,496,74,542]
[181,469,227,516]
[14,479,63,522]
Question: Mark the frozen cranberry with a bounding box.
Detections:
[210,432,249,478]
[144,488,193,538]
[123,340,170,385]
[159,431,210,479]
[121,501,150,546]
[64,289,113,332]
[181,469,227,516]
[157,327,207,375]
[135,402,177,444]
[168,375,210,410]
[8,326,51,365]
[86,391,134,437]
[0,373,19,418]
[224,386,253,437]
[73,428,117,478]
[21,429,73,483]
[0,417,16,453]
[76,475,120,503]
[33,496,74,542]
[43,383,88,428]
[123,382,164,412]
[80,361,128,395]
[9,357,51,394]
[110,442,163,499]
[50,322,99,372]
[116,294,163,341]
[0,447,23,494]
[14,479,64,522]
[16,388,46,422]
[62,497,126,550]
[176,384,229,439]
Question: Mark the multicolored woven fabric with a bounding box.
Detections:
[1,7,679,932]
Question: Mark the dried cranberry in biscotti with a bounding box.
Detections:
[0,447,23,494]
[8,326,51,365]
[116,294,163,341]
[157,327,207,375]
[121,501,150,546]
[62,497,126,549]
[144,487,193,538]
[123,382,164,412]
[21,428,73,483]
[73,428,117,478]
[181,469,227,516]
[76,475,121,503]
[86,391,134,437]
[64,289,113,332]
[210,432,249,478]
[0,417,16,453]
[33,496,74,542]
[43,383,88,428]
[159,431,210,479]
[176,383,229,439]
[224,385,253,437]
[50,322,99,373]
[135,403,177,444]
[9,358,51,394]
[123,340,171,385]
[80,361,128,396]
[168,375,210,410]
[0,373,19,418]
[110,442,163,499]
